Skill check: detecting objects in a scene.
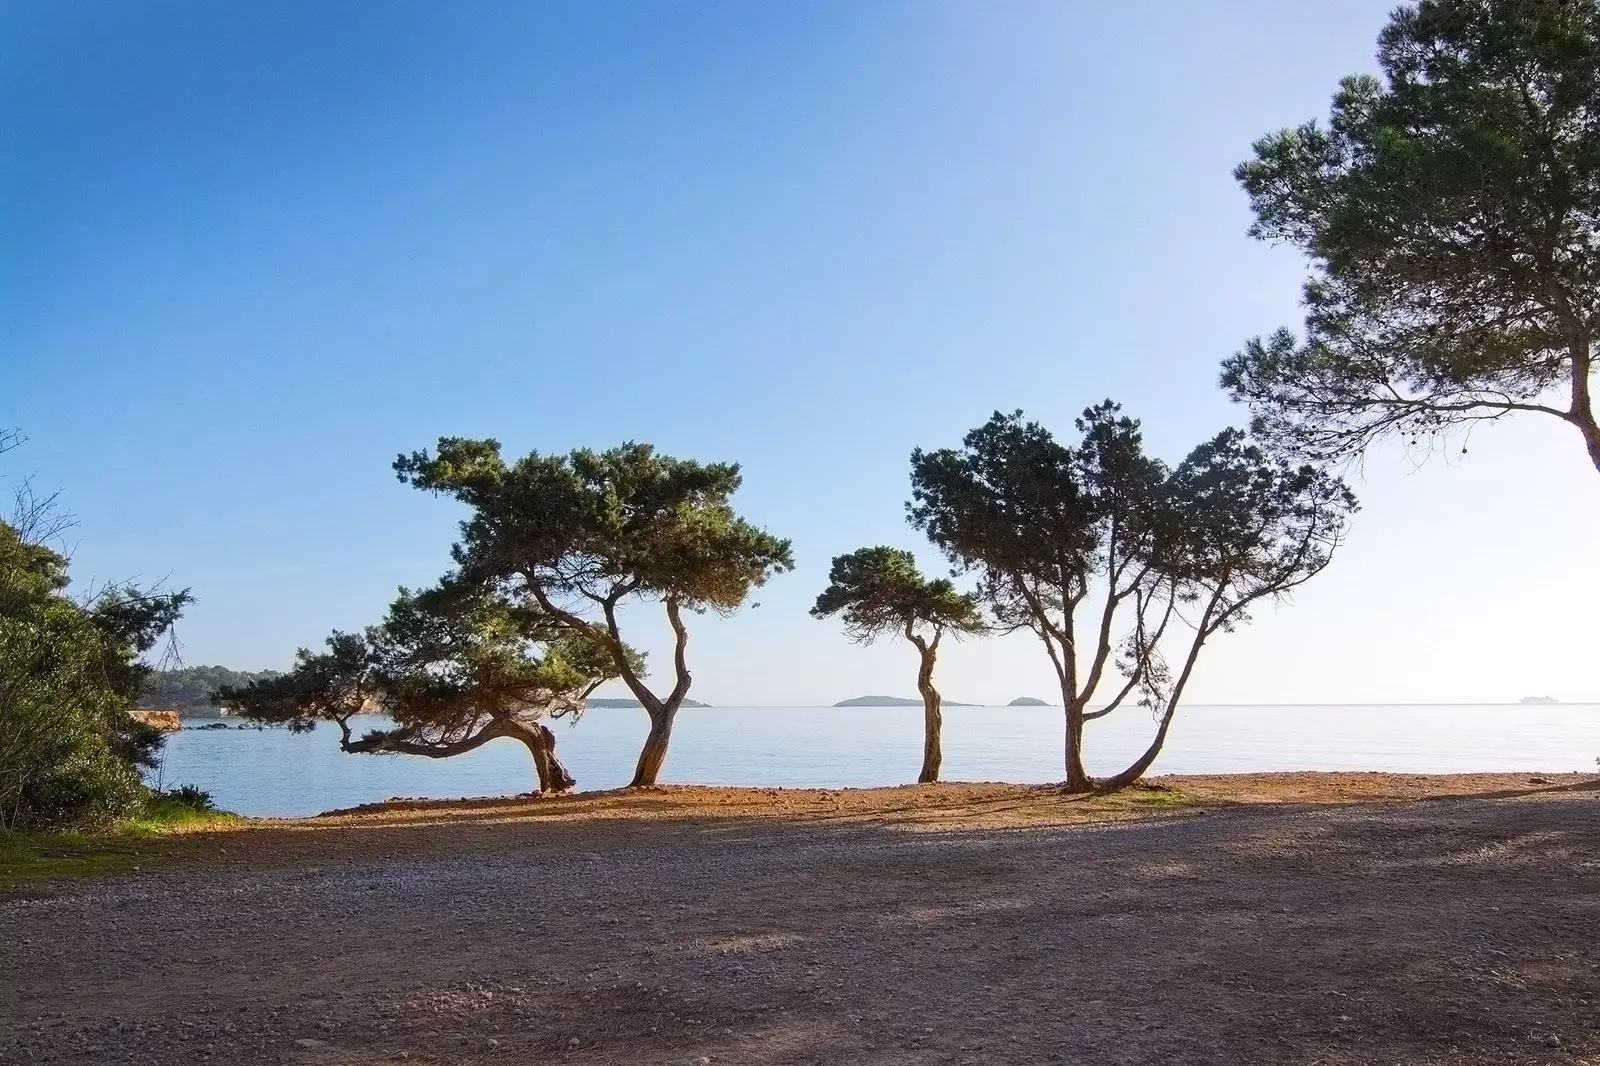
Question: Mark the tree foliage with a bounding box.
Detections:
[216,581,627,793]
[394,439,793,787]
[0,433,191,828]
[811,546,982,645]
[1224,0,1600,472]
[142,665,282,710]
[811,547,983,782]
[909,404,1355,792]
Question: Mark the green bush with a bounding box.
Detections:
[0,515,189,831]
[161,785,215,812]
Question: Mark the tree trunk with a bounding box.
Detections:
[1566,336,1600,474]
[1099,610,1215,792]
[521,723,575,793]
[1577,407,1600,475]
[1062,694,1092,794]
[1096,704,1179,793]
[629,705,677,787]
[915,645,942,784]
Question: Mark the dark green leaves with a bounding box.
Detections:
[396,439,794,612]
[0,519,190,829]
[218,580,629,747]
[811,546,983,644]
[1227,0,1600,471]
[908,403,1356,703]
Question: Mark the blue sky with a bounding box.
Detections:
[5,0,1597,706]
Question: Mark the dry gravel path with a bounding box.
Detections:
[2,778,1598,1065]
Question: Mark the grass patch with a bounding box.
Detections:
[0,787,241,891]
[121,793,242,836]
[1102,783,1193,808]
[0,831,139,890]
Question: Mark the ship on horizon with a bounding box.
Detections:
[1519,695,1560,705]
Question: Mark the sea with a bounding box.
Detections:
[152,703,1600,818]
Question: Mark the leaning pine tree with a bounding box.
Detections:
[395,439,793,787]
[216,581,621,793]
[811,547,984,783]
[910,403,1356,793]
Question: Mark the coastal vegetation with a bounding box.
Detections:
[1225,0,1600,473]
[215,408,1351,798]
[6,0,1594,825]
[395,439,793,786]
[0,432,194,831]
[215,582,629,793]
[910,404,1355,792]
[217,441,792,792]
[811,547,984,782]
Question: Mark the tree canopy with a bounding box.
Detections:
[1224,0,1600,473]
[811,546,982,646]
[910,404,1355,792]
[811,546,983,782]
[394,439,794,786]
[216,581,627,793]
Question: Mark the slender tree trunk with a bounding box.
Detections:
[1099,612,1217,792]
[1063,697,1092,793]
[629,704,677,787]
[621,595,691,788]
[1568,337,1600,474]
[915,645,942,784]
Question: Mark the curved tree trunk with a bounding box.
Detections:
[1096,704,1179,793]
[616,595,691,789]
[520,722,575,794]
[342,718,577,795]
[629,706,677,787]
[1098,618,1215,792]
[915,644,942,784]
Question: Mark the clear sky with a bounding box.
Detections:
[5,0,1596,706]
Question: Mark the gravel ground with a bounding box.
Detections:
[2,780,1598,1065]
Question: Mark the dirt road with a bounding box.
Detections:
[3,776,1597,1065]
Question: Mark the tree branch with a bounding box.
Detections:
[342,718,513,759]
[664,593,692,709]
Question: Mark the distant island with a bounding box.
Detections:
[834,695,977,707]
[1008,697,1051,706]
[1519,696,1560,705]
[588,697,711,708]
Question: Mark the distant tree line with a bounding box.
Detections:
[141,666,282,710]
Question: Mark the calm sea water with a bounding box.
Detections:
[153,704,1600,818]
[152,701,1600,816]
